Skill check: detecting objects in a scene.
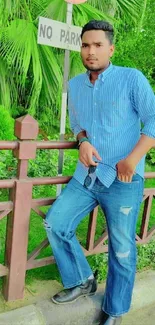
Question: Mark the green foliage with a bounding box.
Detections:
[146,149,155,165]
[0,106,15,140]
[113,0,155,89]
[0,107,16,179]
[0,151,17,179]
[137,240,155,270]
[88,240,155,283]
[116,0,145,22]
[88,0,145,23]
[88,252,108,282]
[0,57,16,109]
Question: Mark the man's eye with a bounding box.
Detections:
[96,44,101,47]
[82,44,88,48]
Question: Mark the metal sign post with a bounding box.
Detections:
[57,0,87,196]
[56,2,73,196]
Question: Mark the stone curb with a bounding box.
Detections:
[0,270,155,325]
[0,304,45,325]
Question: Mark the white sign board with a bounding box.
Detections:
[38,17,82,52]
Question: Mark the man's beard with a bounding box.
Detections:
[83,63,104,72]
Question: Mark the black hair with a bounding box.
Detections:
[81,20,114,44]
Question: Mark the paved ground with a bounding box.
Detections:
[122,303,155,325]
[0,269,155,324]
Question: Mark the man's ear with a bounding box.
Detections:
[110,44,115,57]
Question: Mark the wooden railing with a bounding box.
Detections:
[0,114,155,301]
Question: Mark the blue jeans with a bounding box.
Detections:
[45,175,144,316]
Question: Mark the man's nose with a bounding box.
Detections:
[88,46,96,55]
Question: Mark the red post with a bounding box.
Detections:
[3,115,39,301]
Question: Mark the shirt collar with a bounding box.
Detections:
[85,62,113,87]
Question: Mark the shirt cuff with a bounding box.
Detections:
[72,125,84,136]
[141,130,155,139]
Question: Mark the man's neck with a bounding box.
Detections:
[90,62,110,84]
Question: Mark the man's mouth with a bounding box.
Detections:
[87,58,97,61]
[87,59,97,62]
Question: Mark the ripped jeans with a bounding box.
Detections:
[44,175,144,316]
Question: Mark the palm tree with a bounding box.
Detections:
[0,0,147,120]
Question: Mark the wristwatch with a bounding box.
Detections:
[78,137,91,149]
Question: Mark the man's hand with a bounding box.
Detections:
[79,142,101,167]
[116,157,136,183]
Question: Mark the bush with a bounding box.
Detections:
[0,106,15,140]
[88,240,155,283]
[146,148,155,165]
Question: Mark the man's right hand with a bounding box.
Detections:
[79,141,101,167]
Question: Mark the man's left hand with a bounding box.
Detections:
[116,157,136,183]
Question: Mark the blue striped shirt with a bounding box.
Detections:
[68,63,155,188]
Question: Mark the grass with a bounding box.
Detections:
[0,153,155,289]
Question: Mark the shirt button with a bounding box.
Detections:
[94,103,97,106]
[96,88,98,90]
[94,136,96,139]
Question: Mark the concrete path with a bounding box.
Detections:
[0,270,155,325]
[122,303,155,325]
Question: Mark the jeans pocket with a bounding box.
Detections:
[116,177,139,185]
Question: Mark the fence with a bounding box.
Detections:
[0,115,155,301]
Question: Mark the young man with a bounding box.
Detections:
[44,20,155,325]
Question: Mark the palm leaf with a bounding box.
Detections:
[0,56,16,109]
[36,42,62,115]
[88,0,146,23]
[88,0,111,11]
[116,0,145,22]
[0,18,62,114]
[70,52,85,78]
[73,2,115,26]
[31,0,67,22]
[138,0,148,31]
[2,0,30,22]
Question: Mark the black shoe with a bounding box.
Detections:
[99,311,122,325]
[51,277,97,305]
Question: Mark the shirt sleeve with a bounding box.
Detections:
[67,82,83,136]
[132,70,155,139]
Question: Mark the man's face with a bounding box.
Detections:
[81,30,115,72]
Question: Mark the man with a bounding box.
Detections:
[44,20,155,325]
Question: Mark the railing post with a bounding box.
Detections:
[3,115,39,301]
